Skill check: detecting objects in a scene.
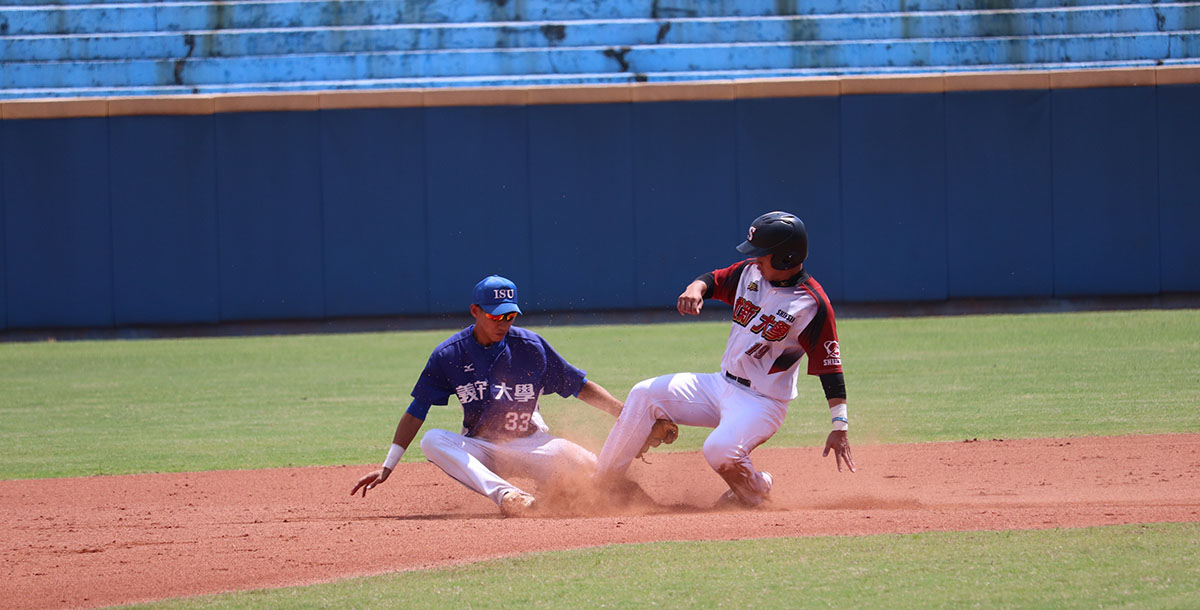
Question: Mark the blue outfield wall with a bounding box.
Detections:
[321,107,429,317]
[424,105,533,314]
[216,110,326,322]
[1053,86,1161,297]
[736,96,843,300]
[1157,84,1200,294]
[946,89,1054,299]
[1,84,1198,330]
[0,119,5,332]
[529,103,636,312]
[110,114,220,326]
[632,100,740,308]
[841,92,949,303]
[4,117,113,329]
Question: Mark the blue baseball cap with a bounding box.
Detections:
[472,275,522,315]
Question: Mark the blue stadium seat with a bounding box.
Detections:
[1,0,1197,98]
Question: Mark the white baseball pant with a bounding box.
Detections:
[596,372,786,505]
[419,413,597,507]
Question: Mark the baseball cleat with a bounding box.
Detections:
[714,471,773,509]
[500,490,537,518]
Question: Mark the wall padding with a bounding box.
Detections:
[216,111,326,321]
[1052,86,1160,297]
[3,117,112,328]
[945,89,1054,298]
[320,107,430,317]
[1156,84,1200,293]
[424,105,532,314]
[0,119,5,331]
[110,114,220,325]
[2,79,1198,332]
[735,96,843,300]
[840,93,948,302]
[527,103,636,312]
[631,100,739,307]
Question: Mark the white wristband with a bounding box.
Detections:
[830,403,848,431]
[383,443,405,470]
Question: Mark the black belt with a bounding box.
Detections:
[725,371,751,387]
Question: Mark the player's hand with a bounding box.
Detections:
[677,284,706,316]
[350,468,391,497]
[822,430,856,473]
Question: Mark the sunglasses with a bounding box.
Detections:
[482,311,518,322]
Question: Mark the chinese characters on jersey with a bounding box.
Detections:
[455,381,536,405]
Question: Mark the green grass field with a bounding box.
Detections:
[128,523,1200,610]
[2,309,1197,479]
[3,308,1199,608]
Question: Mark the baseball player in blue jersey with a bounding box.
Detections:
[351,275,624,517]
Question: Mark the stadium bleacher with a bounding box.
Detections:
[1,0,1198,99]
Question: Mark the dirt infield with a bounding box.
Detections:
[4,434,1199,610]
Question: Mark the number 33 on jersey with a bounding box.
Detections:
[411,326,588,439]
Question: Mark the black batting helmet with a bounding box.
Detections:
[735,211,808,270]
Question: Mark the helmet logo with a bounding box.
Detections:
[747,226,756,241]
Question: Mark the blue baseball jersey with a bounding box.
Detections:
[411,326,587,439]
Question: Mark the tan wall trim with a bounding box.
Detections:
[735,77,840,99]
[107,96,216,117]
[1156,65,1200,86]
[943,71,1051,92]
[319,89,424,110]
[526,84,633,105]
[422,86,529,107]
[1,98,109,120]
[1049,67,1158,90]
[3,66,1198,120]
[630,81,738,102]
[842,73,947,95]
[212,92,321,114]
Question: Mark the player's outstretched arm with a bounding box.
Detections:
[351,412,425,497]
[576,380,623,417]
[677,280,708,316]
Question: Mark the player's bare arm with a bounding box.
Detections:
[821,397,856,473]
[576,380,623,417]
[351,412,425,497]
[677,279,708,315]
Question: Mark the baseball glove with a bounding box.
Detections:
[636,419,679,460]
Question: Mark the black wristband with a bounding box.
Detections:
[695,272,716,299]
[820,373,846,400]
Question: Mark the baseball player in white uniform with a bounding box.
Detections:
[596,211,856,507]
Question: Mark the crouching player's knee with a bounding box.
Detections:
[622,379,654,414]
[701,437,745,473]
[419,429,454,460]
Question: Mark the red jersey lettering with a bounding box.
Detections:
[761,319,791,342]
[731,297,761,327]
[750,314,776,334]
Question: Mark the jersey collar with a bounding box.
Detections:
[468,324,509,350]
[768,268,810,288]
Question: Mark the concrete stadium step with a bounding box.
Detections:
[0,0,1176,35]
[5,57,1195,100]
[4,5,1199,62]
[4,0,166,4]
[5,31,1197,90]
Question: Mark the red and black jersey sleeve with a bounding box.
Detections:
[698,259,752,306]
[796,277,843,376]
